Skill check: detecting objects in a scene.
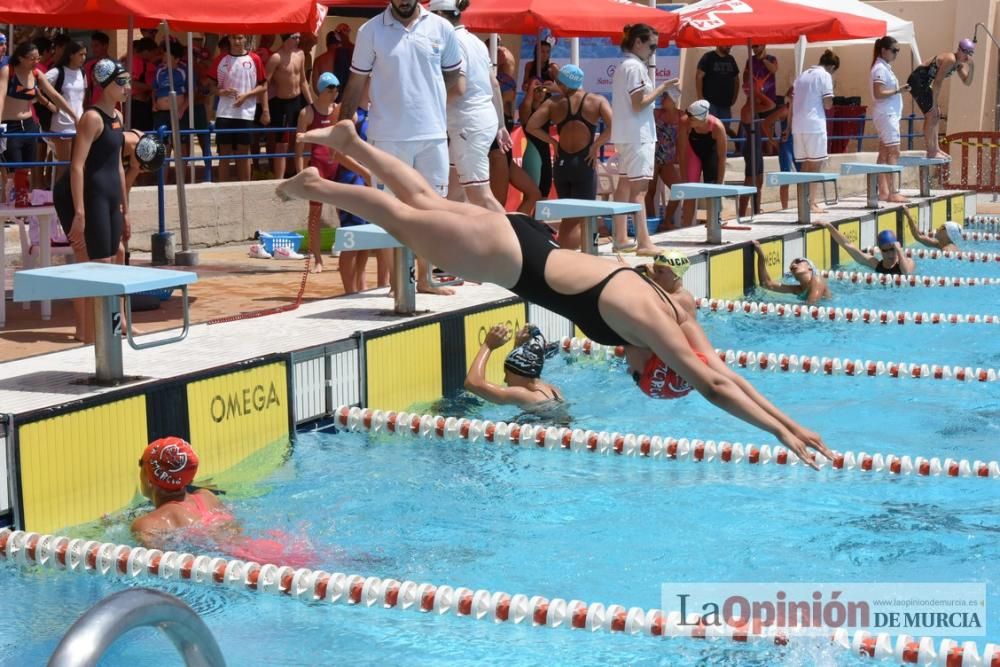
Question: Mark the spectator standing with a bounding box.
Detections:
[646,87,681,227]
[45,40,88,179]
[526,64,612,249]
[130,38,159,131]
[907,39,975,159]
[696,45,739,133]
[610,23,675,255]
[677,99,727,227]
[84,31,110,104]
[337,0,465,296]
[738,44,779,216]
[265,33,312,179]
[153,41,190,164]
[870,36,909,203]
[431,0,510,212]
[313,24,354,97]
[208,34,268,182]
[791,50,839,213]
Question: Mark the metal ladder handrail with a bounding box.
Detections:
[47,588,227,667]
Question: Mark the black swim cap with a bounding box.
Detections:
[504,327,547,379]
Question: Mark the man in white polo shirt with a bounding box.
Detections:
[338,0,465,296]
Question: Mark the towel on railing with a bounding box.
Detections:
[30,189,53,206]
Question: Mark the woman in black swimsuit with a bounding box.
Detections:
[53,59,132,343]
[906,39,975,159]
[820,221,916,275]
[278,119,833,469]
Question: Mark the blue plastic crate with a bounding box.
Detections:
[137,287,174,301]
[259,231,304,254]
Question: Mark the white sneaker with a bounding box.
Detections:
[248,243,272,259]
[272,246,305,260]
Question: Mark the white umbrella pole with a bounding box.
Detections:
[489,33,498,72]
[187,32,195,184]
[570,38,579,66]
[748,39,757,211]
[162,19,196,265]
[647,0,656,73]
[125,16,134,128]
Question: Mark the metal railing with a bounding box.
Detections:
[48,587,226,667]
[941,131,1000,192]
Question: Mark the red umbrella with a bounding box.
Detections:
[672,0,886,46]
[322,0,678,43]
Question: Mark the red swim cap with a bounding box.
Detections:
[142,437,199,492]
[635,351,709,399]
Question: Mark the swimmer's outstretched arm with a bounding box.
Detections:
[464,324,545,408]
[752,241,803,295]
[817,221,878,269]
[902,207,939,248]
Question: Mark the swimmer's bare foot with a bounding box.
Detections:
[311,258,324,274]
[810,204,826,214]
[418,282,456,296]
[887,193,909,203]
[636,246,661,257]
[276,167,321,202]
[298,119,358,154]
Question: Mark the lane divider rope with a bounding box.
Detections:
[694,297,1000,326]
[964,215,1000,232]
[863,246,1000,263]
[960,231,1000,242]
[816,269,1000,287]
[335,406,1000,480]
[552,334,1000,385]
[1,529,995,665]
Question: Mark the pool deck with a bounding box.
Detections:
[0,187,971,418]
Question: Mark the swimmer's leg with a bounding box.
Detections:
[299,120,486,217]
[278,168,521,287]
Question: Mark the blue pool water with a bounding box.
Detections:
[2,254,999,665]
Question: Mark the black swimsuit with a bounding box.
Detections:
[875,261,904,275]
[508,215,681,347]
[553,93,597,200]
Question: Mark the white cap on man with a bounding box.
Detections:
[687,99,710,120]
[428,0,459,10]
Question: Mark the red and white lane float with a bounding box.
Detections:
[555,335,999,384]
[959,230,1000,242]
[715,347,998,384]
[816,269,1000,287]
[863,246,1000,263]
[965,215,1000,232]
[335,406,1000,481]
[694,297,1000,326]
[1,529,996,665]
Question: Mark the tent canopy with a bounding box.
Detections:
[772,0,922,73]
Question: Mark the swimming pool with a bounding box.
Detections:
[2,243,998,665]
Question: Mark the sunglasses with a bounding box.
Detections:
[879,246,897,253]
[114,75,131,86]
[288,34,302,40]
[961,48,974,56]
[889,47,900,54]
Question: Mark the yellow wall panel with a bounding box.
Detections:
[709,250,744,299]
[574,325,584,340]
[186,362,290,480]
[366,324,442,410]
[754,240,783,285]
[877,211,896,237]
[931,199,947,227]
[951,195,965,223]
[19,396,148,534]
[837,220,861,250]
[805,229,832,270]
[901,206,919,246]
[463,304,525,385]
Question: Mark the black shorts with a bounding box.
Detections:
[268,96,303,143]
[153,110,191,146]
[553,151,596,200]
[131,100,154,131]
[2,118,40,167]
[907,67,934,114]
[215,117,253,149]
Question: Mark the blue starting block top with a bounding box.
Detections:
[840,162,903,176]
[669,182,756,200]
[13,262,196,302]
[765,171,839,186]
[897,156,951,167]
[535,198,640,221]
[332,223,402,252]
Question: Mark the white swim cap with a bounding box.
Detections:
[943,221,963,246]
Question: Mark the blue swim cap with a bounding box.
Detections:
[877,230,897,247]
[557,64,585,90]
[316,72,340,93]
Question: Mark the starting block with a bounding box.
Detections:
[333,224,416,315]
[840,163,903,209]
[764,171,839,225]
[13,262,196,385]
[897,155,950,197]
[535,199,641,255]
[669,183,757,244]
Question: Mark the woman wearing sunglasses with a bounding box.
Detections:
[871,36,909,203]
[906,38,975,160]
[751,241,830,305]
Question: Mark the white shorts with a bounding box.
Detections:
[873,113,901,147]
[793,132,828,163]
[616,142,655,181]
[448,125,494,186]
[370,138,449,197]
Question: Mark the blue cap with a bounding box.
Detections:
[877,230,898,247]
[316,72,339,93]
[0,34,7,45]
[557,64,584,90]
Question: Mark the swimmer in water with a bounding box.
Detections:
[464,323,564,411]
[132,437,316,567]
[819,220,915,276]
[902,207,962,252]
[276,119,832,468]
[751,240,831,304]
